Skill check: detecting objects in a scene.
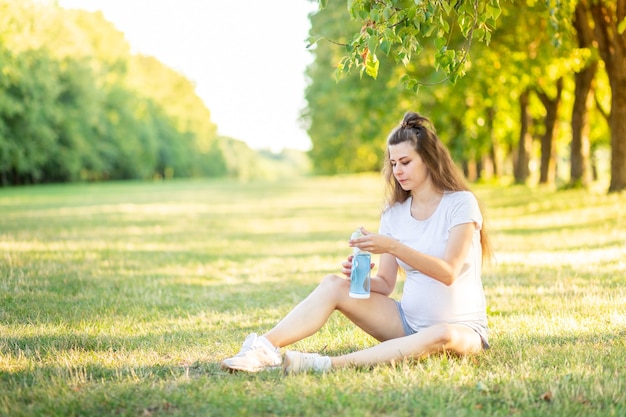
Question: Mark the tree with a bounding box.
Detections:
[321,0,625,192]
[0,0,230,185]
[515,90,533,184]
[535,77,564,185]
[460,1,568,185]
[0,49,60,184]
[321,0,502,88]
[569,1,598,188]
[586,0,626,192]
[47,56,103,182]
[305,0,404,174]
[126,54,221,178]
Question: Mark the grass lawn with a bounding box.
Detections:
[0,175,624,416]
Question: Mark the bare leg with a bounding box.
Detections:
[330,323,483,368]
[263,274,405,348]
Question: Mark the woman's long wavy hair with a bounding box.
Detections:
[382,111,492,264]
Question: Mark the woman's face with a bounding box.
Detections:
[388,141,429,192]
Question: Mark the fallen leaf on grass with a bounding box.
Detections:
[539,391,553,402]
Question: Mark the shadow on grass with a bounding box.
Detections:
[1,230,349,324]
[3,329,625,417]
[0,272,321,324]
[496,216,622,236]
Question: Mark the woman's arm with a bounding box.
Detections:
[370,253,399,296]
[351,223,476,286]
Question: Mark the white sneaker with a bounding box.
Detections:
[221,333,282,372]
[283,351,332,375]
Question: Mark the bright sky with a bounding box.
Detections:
[57,0,318,152]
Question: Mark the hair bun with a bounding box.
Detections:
[400,112,425,130]
[400,111,434,133]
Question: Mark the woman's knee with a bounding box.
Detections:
[427,324,481,354]
[320,274,348,288]
[315,274,350,301]
[429,324,455,347]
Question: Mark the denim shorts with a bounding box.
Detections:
[395,301,490,349]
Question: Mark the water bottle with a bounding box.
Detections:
[349,228,370,299]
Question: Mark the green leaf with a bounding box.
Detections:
[383,5,393,20]
[440,16,450,33]
[486,4,501,20]
[475,26,486,42]
[333,67,342,82]
[421,23,437,37]
[441,0,452,15]
[483,29,492,45]
[434,37,446,51]
[306,36,322,49]
[380,39,391,55]
[370,7,380,22]
[368,34,379,55]
[364,52,379,79]
[334,57,351,82]
[383,28,397,42]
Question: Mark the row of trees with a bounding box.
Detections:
[0,0,227,185]
[304,0,624,193]
[3,1,622,191]
[0,1,308,186]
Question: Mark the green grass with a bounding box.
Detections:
[1,175,624,417]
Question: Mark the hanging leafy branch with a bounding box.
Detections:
[316,0,502,91]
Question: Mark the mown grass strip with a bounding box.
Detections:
[0,177,624,416]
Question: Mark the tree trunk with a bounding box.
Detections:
[570,2,597,188]
[486,106,501,178]
[608,82,626,193]
[536,78,563,185]
[589,0,626,192]
[464,159,478,182]
[514,90,532,184]
[570,68,596,187]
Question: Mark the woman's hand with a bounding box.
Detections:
[341,254,375,278]
[340,255,353,278]
[348,227,396,255]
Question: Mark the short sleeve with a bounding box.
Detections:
[378,205,392,236]
[449,192,483,231]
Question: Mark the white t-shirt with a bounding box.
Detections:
[379,191,488,332]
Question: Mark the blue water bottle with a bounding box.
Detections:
[349,228,371,299]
